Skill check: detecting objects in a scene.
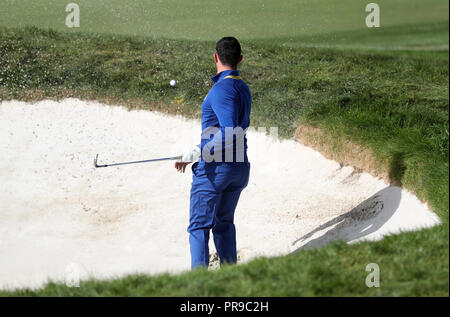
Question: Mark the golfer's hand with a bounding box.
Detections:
[175,145,200,173]
[174,161,191,173]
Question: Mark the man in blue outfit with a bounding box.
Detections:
[175,37,252,269]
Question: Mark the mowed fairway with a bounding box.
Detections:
[0,0,448,51]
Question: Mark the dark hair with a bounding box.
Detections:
[215,37,242,68]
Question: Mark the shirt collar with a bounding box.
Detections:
[210,70,240,84]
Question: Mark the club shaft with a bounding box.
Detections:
[95,155,182,168]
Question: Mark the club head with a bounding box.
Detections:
[94,154,108,168]
[94,154,99,168]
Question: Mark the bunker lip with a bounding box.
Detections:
[0,98,440,290]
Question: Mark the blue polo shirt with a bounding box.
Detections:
[199,70,251,163]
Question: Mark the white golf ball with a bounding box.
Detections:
[170,79,177,87]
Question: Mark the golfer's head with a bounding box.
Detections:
[215,37,242,69]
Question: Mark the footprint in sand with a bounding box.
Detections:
[208,248,253,270]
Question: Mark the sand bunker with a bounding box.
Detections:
[0,98,440,289]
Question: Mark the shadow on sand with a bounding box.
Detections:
[292,186,402,252]
[292,151,407,252]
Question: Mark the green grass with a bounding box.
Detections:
[265,21,449,54]
[0,0,448,51]
[0,23,448,296]
[2,226,448,296]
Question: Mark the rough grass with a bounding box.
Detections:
[0,27,448,296]
[2,226,448,297]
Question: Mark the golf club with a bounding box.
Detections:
[94,153,183,168]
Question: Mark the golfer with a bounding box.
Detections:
[175,37,252,269]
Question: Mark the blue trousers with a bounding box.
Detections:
[188,161,250,269]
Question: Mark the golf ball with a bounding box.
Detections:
[170,79,177,87]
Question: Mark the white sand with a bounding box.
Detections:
[0,98,440,290]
